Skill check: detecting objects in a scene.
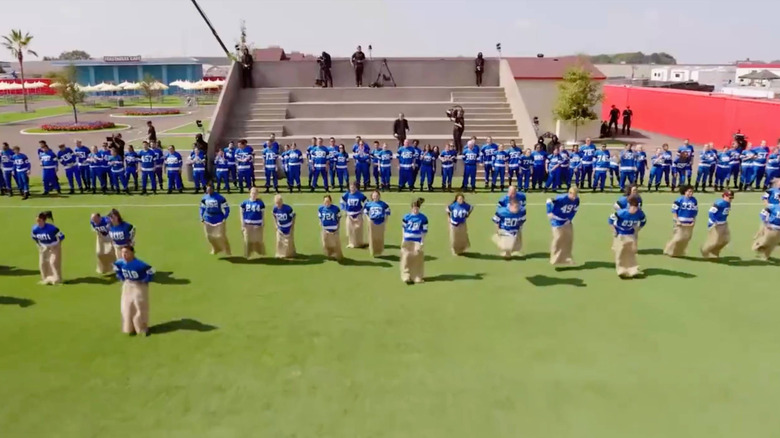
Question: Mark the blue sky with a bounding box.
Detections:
[2,0,776,63]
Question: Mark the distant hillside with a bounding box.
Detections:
[590,52,676,65]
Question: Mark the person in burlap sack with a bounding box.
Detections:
[272,194,297,259]
[546,187,580,266]
[608,195,647,278]
[239,187,266,259]
[446,192,474,255]
[90,212,116,275]
[363,190,391,257]
[664,185,698,257]
[341,182,368,248]
[492,198,524,259]
[31,211,65,285]
[107,209,136,259]
[400,198,428,284]
[701,190,734,258]
[114,246,154,337]
[753,203,780,260]
[200,185,232,256]
[318,195,343,260]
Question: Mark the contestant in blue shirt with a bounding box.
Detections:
[114,245,154,336]
[701,190,734,258]
[341,182,368,249]
[31,210,65,285]
[363,190,391,257]
[107,209,136,257]
[492,198,525,259]
[664,185,699,257]
[753,203,780,260]
[239,187,266,258]
[272,194,297,259]
[401,198,428,284]
[546,186,580,266]
[57,143,83,194]
[200,185,232,256]
[446,193,473,255]
[318,195,343,260]
[608,195,647,278]
[90,212,115,274]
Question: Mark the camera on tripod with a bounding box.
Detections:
[369,58,396,88]
[446,105,464,119]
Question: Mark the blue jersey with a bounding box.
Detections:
[109,222,135,246]
[263,148,278,169]
[327,146,339,165]
[263,141,280,155]
[762,188,780,205]
[761,204,780,229]
[420,151,436,168]
[355,152,371,167]
[139,150,156,171]
[40,150,58,170]
[364,200,391,225]
[508,147,523,168]
[447,201,473,226]
[614,195,643,210]
[531,151,546,168]
[124,151,139,171]
[335,152,349,169]
[717,152,731,169]
[673,156,690,171]
[619,151,636,171]
[240,199,265,225]
[311,146,329,169]
[519,155,533,170]
[579,144,596,165]
[397,146,416,169]
[594,150,611,170]
[672,195,698,224]
[378,150,394,168]
[214,156,229,172]
[558,150,570,168]
[462,147,480,166]
[13,153,31,172]
[200,193,230,225]
[635,151,647,169]
[341,191,367,217]
[1,149,14,170]
[609,209,647,235]
[729,150,742,166]
[401,212,428,243]
[190,151,206,170]
[151,148,164,166]
[547,154,561,171]
[661,150,673,167]
[32,223,64,246]
[235,149,252,171]
[91,216,111,236]
[371,149,381,165]
[708,199,731,227]
[286,149,303,168]
[569,152,582,169]
[492,150,509,168]
[493,206,525,235]
[678,144,694,156]
[767,153,779,171]
[272,204,295,235]
[108,155,124,173]
[546,194,580,227]
[74,146,90,166]
[650,154,664,168]
[741,149,756,168]
[114,258,154,283]
[480,143,498,164]
[353,143,370,154]
[751,146,770,166]
[498,193,527,209]
[699,150,717,168]
[164,152,182,171]
[317,204,341,231]
[57,148,76,167]
[223,147,237,165]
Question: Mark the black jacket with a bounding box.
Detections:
[393,119,409,137]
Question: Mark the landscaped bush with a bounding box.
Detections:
[123,108,181,116]
[40,121,116,132]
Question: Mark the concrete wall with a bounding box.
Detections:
[207,62,241,157]
[252,59,499,88]
[499,59,537,147]
[515,79,600,142]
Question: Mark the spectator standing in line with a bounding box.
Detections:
[351,45,366,87]
[393,113,410,147]
[622,106,633,135]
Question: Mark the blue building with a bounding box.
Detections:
[52,57,204,93]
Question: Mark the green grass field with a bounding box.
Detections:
[162,120,211,135]
[0,104,104,124]
[21,123,131,134]
[1,185,779,437]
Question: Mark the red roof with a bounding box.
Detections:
[737,63,780,69]
[507,56,605,80]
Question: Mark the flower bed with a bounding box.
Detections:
[123,108,181,116]
[40,121,116,132]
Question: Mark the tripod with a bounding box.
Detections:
[371,59,397,88]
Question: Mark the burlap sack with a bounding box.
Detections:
[321,229,343,260]
[121,280,149,334]
[613,234,640,277]
[242,224,266,258]
[550,222,574,265]
[95,233,115,274]
[368,221,386,257]
[346,215,366,248]
[491,231,522,258]
[275,225,296,259]
[450,223,471,255]
[752,227,780,260]
[664,223,694,257]
[701,224,730,258]
[400,240,424,283]
[38,242,62,285]
[203,221,231,255]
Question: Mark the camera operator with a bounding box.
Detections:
[475,52,485,87]
[318,51,333,88]
[448,107,465,153]
[108,133,125,158]
[351,45,366,87]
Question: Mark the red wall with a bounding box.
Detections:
[602,85,780,147]
[0,79,56,96]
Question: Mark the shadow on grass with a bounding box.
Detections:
[0,266,39,277]
[149,318,217,335]
[0,296,35,307]
[638,248,664,256]
[376,255,438,263]
[703,256,780,267]
[426,273,486,282]
[384,244,401,250]
[639,268,696,279]
[155,271,191,285]
[65,276,117,285]
[526,275,586,288]
[462,252,549,261]
[337,258,392,268]
[555,261,613,272]
[223,254,326,266]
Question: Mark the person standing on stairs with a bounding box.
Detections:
[393,114,410,147]
[351,46,366,87]
[475,52,485,86]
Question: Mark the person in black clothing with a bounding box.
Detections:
[108,133,125,158]
[351,46,366,87]
[241,47,254,88]
[733,130,747,151]
[451,109,465,153]
[475,52,485,86]
[547,135,561,154]
[608,105,620,135]
[621,106,633,135]
[393,113,410,146]
[318,51,333,88]
[147,121,157,143]
[600,120,610,138]
[194,133,208,153]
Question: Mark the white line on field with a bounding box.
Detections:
[0,202,767,209]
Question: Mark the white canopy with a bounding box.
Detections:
[149,81,169,91]
[0,82,23,91]
[117,81,136,90]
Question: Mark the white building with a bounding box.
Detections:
[649,65,735,87]
[735,63,780,86]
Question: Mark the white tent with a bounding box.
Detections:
[149,81,169,91]
[26,81,46,89]
[0,82,23,91]
[117,81,136,90]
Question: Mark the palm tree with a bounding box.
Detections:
[2,30,38,112]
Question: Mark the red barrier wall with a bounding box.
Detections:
[602,85,780,147]
[0,79,56,96]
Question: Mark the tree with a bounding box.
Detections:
[553,65,603,141]
[58,50,90,60]
[2,29,38,112]
[138,74,161,109]
[47,65,85,123]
